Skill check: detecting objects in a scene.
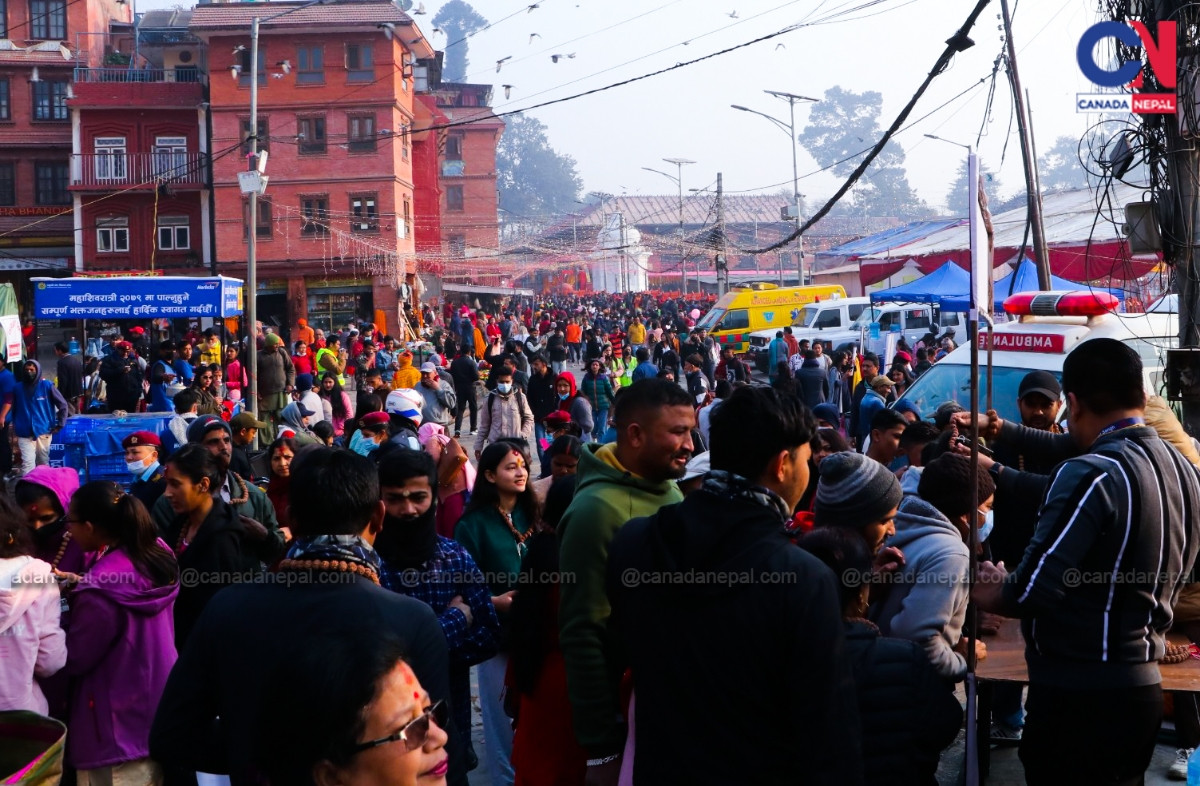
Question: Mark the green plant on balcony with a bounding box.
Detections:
[103,52,131,66]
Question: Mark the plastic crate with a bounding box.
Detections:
[58,417,93,445]
[87,453,129,478]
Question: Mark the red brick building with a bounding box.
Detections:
[0,0,128,310]
[70,8,210,276]
[432,82,502,285]
[190,0,434,338]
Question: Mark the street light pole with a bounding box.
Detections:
[246,0,331,425]
[733,91,818,286]
[643,158,694,294]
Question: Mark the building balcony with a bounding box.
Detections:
[70,67,205,108]
[70,152,208,190]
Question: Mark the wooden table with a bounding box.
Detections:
[978,618,1200,690]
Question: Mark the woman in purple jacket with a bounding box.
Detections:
[64,481,179,784]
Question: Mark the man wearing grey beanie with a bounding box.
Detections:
[814,451,903,555]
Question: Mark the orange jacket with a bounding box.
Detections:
[565,323,582,343]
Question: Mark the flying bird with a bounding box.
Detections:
[271,73,284,79]
[775,43,785,50]
[232,44,246,53]
[432,26,443,34]
[496,55,512,72]
[550,53,575,63]
[529,33,541,43]
[412,2,426,13]
[728,10,738,18]
[502,84,514,98]
[527,3,540,11]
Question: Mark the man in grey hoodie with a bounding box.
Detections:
[871,452,994,681]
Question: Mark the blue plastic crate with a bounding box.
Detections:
[58,417,93,445]
[87,452,128,477]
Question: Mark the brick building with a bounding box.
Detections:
[189,0,434,337]
[0,0,128,311]
[70,8,210,277]
[432,82,502,285]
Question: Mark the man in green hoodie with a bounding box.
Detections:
[558,378,695,784]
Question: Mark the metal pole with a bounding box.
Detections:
[677,171,685,296]
[789,97,803,286]
[716,172,727,296]
[246,15,260,426]
[999,0,1051,288]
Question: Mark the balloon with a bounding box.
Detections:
[689,308,701,320]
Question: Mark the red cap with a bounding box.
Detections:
[361,411,390,428]
[122,430,161,449]
[543,410,571,428]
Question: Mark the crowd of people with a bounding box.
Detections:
[3,290,1200,786]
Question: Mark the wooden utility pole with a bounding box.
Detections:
[999,0,1051,288]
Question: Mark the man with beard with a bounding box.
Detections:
[558,378,694,785]
[375,449,500,772]
[150,415,288,558]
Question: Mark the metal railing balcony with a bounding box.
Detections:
[71,152,208,188]
[73,67,204,84]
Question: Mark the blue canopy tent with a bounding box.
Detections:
[938,258,1125,312]
[868,260,970,304]
[32,276,244,319]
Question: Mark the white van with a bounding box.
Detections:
[897,292,1177,424]
[747,297,870,367]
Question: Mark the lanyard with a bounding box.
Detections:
[1098,416,1145,437]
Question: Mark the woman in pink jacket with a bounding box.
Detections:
[0,496,66,714]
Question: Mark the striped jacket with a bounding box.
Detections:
[1002,425,1200,688]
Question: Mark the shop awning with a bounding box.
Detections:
[33,275,244,319]
[442,283,534,297]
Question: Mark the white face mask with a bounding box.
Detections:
[978,509,994,542]
[127,459,147,475]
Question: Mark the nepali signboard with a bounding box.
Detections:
[32,276,244,319]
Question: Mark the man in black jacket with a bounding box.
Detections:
[53,342,83,413]
[607,385,863,785]
[526,354,558,462]
[974,339,1200,785]
[449,347,480,437]
[150,447,468,786]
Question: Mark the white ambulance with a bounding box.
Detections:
[896,292,1177,424]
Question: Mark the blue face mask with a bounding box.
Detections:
[978,509,994,542]
[559,392,569,401]
[497,382,513,394]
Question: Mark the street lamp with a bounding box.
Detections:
[923,132,988,318]
[244,0,333,428]
[732,90,818,286]
[643,157,694,294]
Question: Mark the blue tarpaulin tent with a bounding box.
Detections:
[869,261,970,304]
[32,276,243,320]
[938,258,1125,312]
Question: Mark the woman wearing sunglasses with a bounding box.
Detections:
[259,631,450,786]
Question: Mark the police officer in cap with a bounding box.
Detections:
[123,430,166,509]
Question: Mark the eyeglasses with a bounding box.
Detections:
[349,700,447,755]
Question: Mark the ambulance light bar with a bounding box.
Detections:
[1002,291,1119,318]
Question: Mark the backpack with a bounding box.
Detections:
[488,389,531,437]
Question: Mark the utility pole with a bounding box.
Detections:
[999,0,1051,288]
[716,172,728,296]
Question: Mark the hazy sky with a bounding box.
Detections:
[141,0,1112,215]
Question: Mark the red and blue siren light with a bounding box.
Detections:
[1002,291,1120,318]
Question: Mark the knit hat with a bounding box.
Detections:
[814,451,903,531]
[265,333,282,347]
[812,403,841,428]
[917,452,996,520]
[295,372,314,391]
[933,401,965,429]
[360,411,390,428]
[186,414,233,444]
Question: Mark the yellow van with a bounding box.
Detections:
[695,283,848,352]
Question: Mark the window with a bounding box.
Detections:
[240,118,268,155]
[350,194,377,233]
[238,46,266,86]
[243,199,272,239]
[718,309,750,331]
[813,309,842,329]
[449,234,466,258]
[446,134,463,161]
[296,45,324,84]
[152,136,188,179]
[400,122,409,160]
[347,114,375,152]
[0,79,9,121]
[93,137,127,181]
[157,216,189,250]
[297,116,326,154]
[34,161,67,204]
[446,185,464,212]
[0,0,6,37]
[847,304,867,322]
[32,80,68,121]
[904,309,931,331]
[345,43,373,81]
[401,198,411,239]
[97,217,129,253]
[301,196,328,235]
[0,163,13,205]
[30,0,64,40]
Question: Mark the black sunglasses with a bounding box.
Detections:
[349,699,447,755]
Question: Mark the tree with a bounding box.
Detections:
[798,86,930,219]
[432,0,487,82]
[943,158,1004,216]
[1037,134,1092,193]
[496,114,584,217]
